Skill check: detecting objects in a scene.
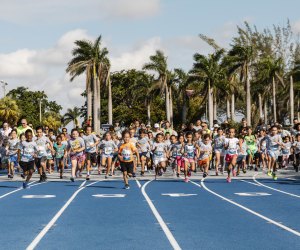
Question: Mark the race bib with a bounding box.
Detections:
[105,147,113,155]
[122,149,131,161]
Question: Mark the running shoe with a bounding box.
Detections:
[8,174,11,179]
[38,175,43,183]
[254,167,258,171]
[184,178,189,183]
[226,177,231,183]
[132,173,136,178]
[70,177,75,182]
[176,173,180,178]
[124,184,130,189]
[60,175,63,179]
[105,175,108,179]
[187,170,191,177]
[232,169,236,177]
[86,175,90,181]
[203,172,207,178]
[272,173,277,180]
[216,172,219,176]
[109,173,112,177]
[22,182,28,189]
[21,174,25,179]
[267,171,272,176]
[140,171,144,177]
[242,169,247,174]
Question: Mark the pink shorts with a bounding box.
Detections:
[71,154,86,164]
[225,154,237,163]
[176,156,185,167]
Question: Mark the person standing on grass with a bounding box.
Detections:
[67,128,86,182]
[18,129,38,189]
[118,130,140,189]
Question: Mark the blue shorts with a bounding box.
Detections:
[9,154,18,166]
[268,150,279,160]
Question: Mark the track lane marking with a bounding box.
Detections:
[26,180,100,250]
[0,181,43,199]
[190,178,300,237]
[141,180,181,250]
[253,173,300,199]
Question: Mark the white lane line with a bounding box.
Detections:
[26,180,100,250]
[79,180,87,188]
[141,180,181,250]
[239,179,262,187]
[193,178,300,237]
[253,173,300,199]
[0,181,41,199]
[135,178,141,188]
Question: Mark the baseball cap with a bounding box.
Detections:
[154,123,159,128]
[213,124,219,128]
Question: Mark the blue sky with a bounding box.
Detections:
[0,0,300,111]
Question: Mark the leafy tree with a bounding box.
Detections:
[0,97,21,126]
[62,107,82,128]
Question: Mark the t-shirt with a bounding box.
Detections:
[266,134,282,151]
[118,142,136,162]
[281,142,291,155]
[238,141,247,156]
[68,137,85,156]
[213,135,225,150]
[152,142,167,159]
[169,142,183,157]
[7,138,20,156]
[83,134,98,153]
[225,138,239,155]
[137,137,150,153]
[53,143,66,159]
[293,141,300,154]
[35,136,51,158]
[99,140,118,155]
[198,141,212,160]
[184,143,196,159]
[258,136,267,151]
[19,140,38,162]
[244,135,256,150]
[17,126,34,137]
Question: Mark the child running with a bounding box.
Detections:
[152,133,168,179]
[118,130,140,189]
[53,135,67,179]
[136,129,151,176]
[18,129,38,189]
[213,128,225,176]
[7,129,20,179]
[183,132,197,181]
[197,134,212,179]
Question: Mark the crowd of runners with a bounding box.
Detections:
[0,117,300,189]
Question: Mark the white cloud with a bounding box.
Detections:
[292,20,300,34]
[0,0,161,24]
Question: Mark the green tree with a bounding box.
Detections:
[62,107,82,128]
[43,111,62,132]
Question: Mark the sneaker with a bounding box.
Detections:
[272,173,277,180]
[295,166,299,172]
[226,177,231,183]
[60,175,63,179]
[187,170,191,177]
[22,182,28,189]
[184,178,189,183]
[39,175,43,183]
[216,172,219,176]
[141,171,144,177]
[70,177,75,182]
[176,173,180,178]
[8,174,11,179]
[86,175,90,181]
[105,175,108,179]
[109,173,112,177]
[232,169,236,177]
[124,184,130,189]
[254,167,258,171]
[132,173,136,178]
[21,174,25,179]
[203,172,207,178]
[267,171,272,177]
[242,169,247,174]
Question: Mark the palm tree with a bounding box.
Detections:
[143,50,171,123]
[63,107,82,128]
[0,97,20,126]
[227,44,255,125]
[189,49,225,127]
[66,35,110,133]
[43,111,62,131]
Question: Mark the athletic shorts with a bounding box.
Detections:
[247,148,257,156]
[9,154,18,166]
[139,152,149,159]
[176,156,184,167]
[120,161,134,173]
[237,155,246,163]
[198,158,209,166]
[55,157,64,166]
[19,161,35,172]
[267,150,279,160]
[214,149,224,155]
[101,153,114,159]
[86,152,98,163]
[225,154,237,163]
[70,154,86,164]
[35,156,47,168]
[153,157,166,165]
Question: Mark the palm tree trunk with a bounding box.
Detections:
[264,99,268,125]
[169,86,173,126]
[182,92,187,124]
[208,80,214,128]
[246,70,251,126]
[272,77,277,123]
[92,77,99,133]
[298,96,300,121]
[258,93,263,118]
[290,75,294,123]
[213,92,217,121]
[165,85,170,122]
[97,78,101,132]
[231,93,235,121]
[147,99,151,124]
[108,74,113,125]
[87,85,92,121]
[226,97,230,120]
